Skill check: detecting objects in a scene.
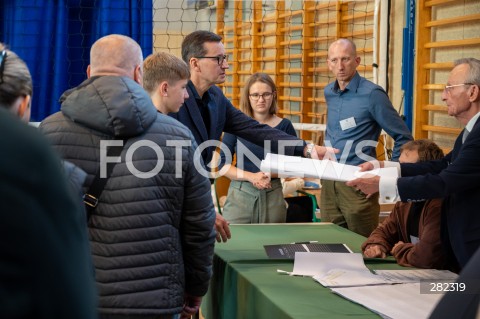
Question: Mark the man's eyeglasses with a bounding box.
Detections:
[443,83,473,93]
[328,57,351,65]
[249,92,274,101]
[0,50,7,85]
[195,55,228,65]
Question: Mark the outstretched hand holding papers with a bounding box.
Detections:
[260,153,397,182]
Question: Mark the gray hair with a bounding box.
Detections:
[89,34,143,77]
[454,58,480,86]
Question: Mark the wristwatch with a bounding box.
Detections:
[305,143,315,158]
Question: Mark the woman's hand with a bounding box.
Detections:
[249,172,271,189]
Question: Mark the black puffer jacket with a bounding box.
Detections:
[39,76,216,316]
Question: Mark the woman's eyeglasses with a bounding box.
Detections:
[249,92,274,101]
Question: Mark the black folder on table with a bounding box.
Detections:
[264,243,352,259]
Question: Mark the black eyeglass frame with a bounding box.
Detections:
[195,55,228,65]
[0,50,7,85]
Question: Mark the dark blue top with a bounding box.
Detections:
[220,118,297,173]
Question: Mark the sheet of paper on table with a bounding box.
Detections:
[289,252,387,287]
[260,153,398,182]
[331,283,445,319]
[286,253,458,288]
[288,254,455,318]
[373,269,458,283]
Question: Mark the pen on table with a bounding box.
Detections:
[290,241,318,244]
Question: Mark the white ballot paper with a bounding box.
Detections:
[331,283,445,319]
[374,269,458,283]
[260,153,397,182]
[290,252,387,287]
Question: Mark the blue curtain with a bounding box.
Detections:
[0,0,153,121]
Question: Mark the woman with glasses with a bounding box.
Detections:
[220,72,297,223]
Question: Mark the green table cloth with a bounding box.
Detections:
[202,223,403,319]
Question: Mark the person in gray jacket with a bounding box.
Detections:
[40,34,216,319]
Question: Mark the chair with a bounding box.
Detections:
[285,190,320,223]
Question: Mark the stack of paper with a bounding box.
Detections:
[288,252,387,287]
[281,252,458,319]
[331,283,445,319]
[260,153,397,182]
[374,269,458,283]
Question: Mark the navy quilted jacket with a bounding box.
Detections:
[39,76,216,316]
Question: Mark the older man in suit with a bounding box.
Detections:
[347,58,480,271]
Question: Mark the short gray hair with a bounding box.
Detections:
[454,58,480,86]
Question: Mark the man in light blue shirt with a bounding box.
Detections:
[321,38,413,237]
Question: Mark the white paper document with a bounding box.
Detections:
[374,269,458,283]
[315,268,387,288]
[284,253,457,319]
[260,153,397,182]
[292,252,367,276]
[331,283,445,319]
[290,252,387,287]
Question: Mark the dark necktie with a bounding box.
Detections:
[462,128,470,144]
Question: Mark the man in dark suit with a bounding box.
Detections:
[428,246,480,319]
[347,58,480,270]
[170,30,337,242]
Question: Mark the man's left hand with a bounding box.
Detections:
[215,212,231,243]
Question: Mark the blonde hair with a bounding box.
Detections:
[239,72,277,118]
[143,51,190,94]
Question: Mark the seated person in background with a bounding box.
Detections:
[361,139,451,269]
[282,178,321,197]
[282,177,305,197]
[220,72,297,223]
[143,51,190,114]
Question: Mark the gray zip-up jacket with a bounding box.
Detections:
[40,75,216,316]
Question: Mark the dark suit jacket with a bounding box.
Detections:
[397,118,480,268]
[170,83,305,165]
[428,246,480,319]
